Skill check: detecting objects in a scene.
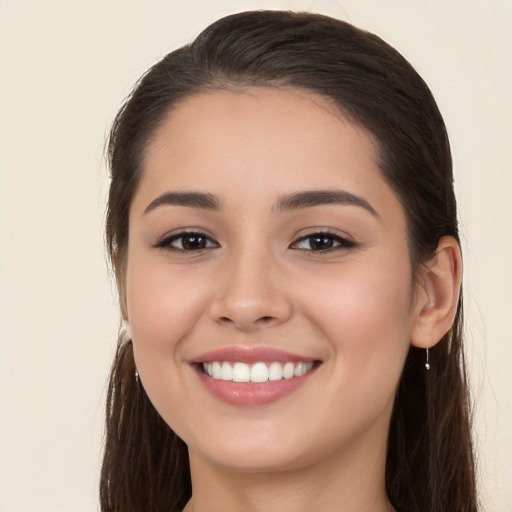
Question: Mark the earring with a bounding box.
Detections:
[425,348,431,371]
[123,322,132,340]
[135,368,139,383]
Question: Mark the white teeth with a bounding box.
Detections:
[221,362,232,381]
[232,362,250,382]
[268,362,283,381]
[283,362,295,379]
[294,362,309,377]
[250,362,269,383]
[202,361,314,383]
[212,362,222,379]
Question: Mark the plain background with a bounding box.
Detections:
[0,1,510,511]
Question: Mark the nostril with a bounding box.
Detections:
[255,316,277,325]
[217,315,276,328]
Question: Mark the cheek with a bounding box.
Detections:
[125,258,211,433]
[126,257,208,360]
[292,262,414,446]
[304,260,414,380]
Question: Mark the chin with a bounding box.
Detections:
[183,418,316,473]
[194,443,313,474]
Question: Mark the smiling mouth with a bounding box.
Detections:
[201,361,317,383]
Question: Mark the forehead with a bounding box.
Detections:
[142,88,380,185]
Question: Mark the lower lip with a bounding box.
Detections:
[196,367,316,406]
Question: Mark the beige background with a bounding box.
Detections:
[0,1,510,511]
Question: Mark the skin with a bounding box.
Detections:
[124,87,461,512]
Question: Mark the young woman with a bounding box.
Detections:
[101,10,477,512]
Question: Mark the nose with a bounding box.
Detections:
[209,247,293,332]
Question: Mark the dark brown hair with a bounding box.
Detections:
[102,10,477,512]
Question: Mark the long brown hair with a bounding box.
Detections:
[101,11,477,512]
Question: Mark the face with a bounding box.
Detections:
[125,88,421,473]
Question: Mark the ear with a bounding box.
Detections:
[411,236,462,349]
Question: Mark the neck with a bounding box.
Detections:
[184,433,395,512]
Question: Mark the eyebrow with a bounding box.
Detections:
[274,190,378,216]
[143,189,378,217]
[144,192,220,214]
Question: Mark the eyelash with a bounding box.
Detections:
[152,231,219,252]
[290,230,357,253]
[153,230,357,253]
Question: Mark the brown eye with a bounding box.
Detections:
[154,231,219,251]
[178,234,209,250]
[292,232,356,252]
[307,235,335,251]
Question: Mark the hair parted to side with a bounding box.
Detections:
[102,10,477,512]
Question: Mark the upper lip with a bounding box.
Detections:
[191,346,318,364]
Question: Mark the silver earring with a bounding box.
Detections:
[425,348,431,371]
[135,368,139,382]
